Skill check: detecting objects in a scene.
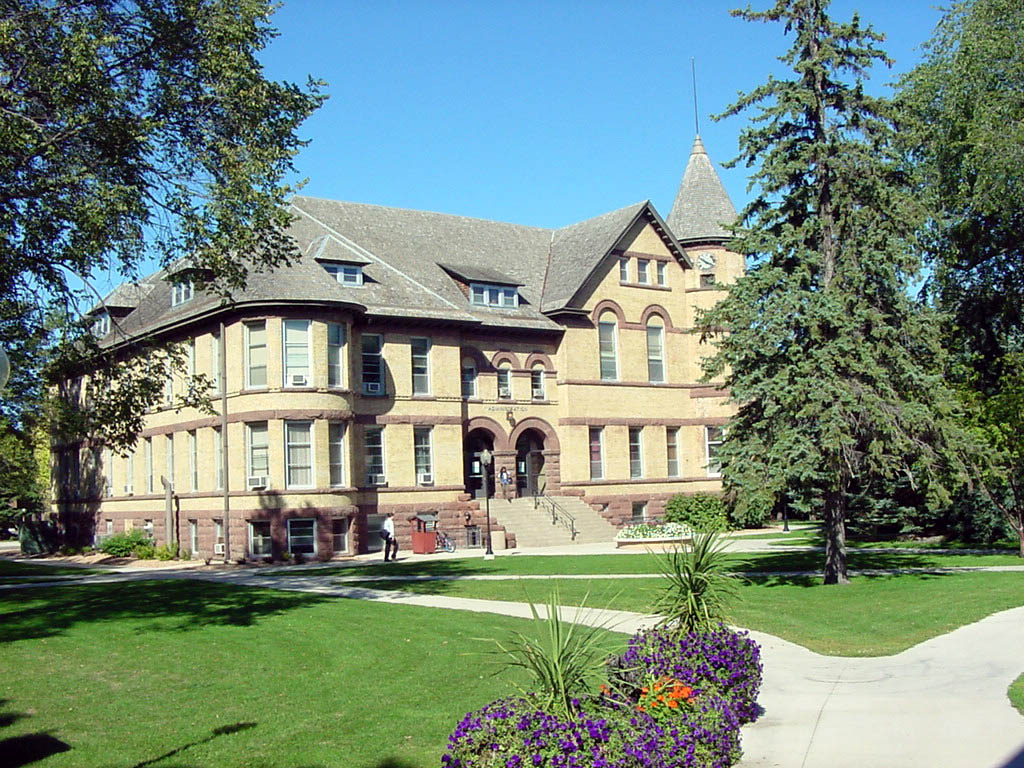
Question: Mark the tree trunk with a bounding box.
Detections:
[823,486,849,584]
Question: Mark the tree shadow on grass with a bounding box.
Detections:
[129,722,256,768]
[0,699,71,768]
[0,581,329,643]
[252,557,495,582]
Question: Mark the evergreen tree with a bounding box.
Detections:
[703,0,966,583]
[897,0,1024,554]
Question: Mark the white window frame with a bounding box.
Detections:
[631,501,648,523]
[461,359,477,398]
[629,426,644,479]
[598,314,618,381]
[497,365,512,400]
[328,422,346,487]
[165,433,174,489]
[245,321,268,389]
[469,283,518,308]
[705,426,724,478]
[589,427,604,480]
[637,258,650,285]
[246,422,269,480]
[618,257,629,283]
[361,333,385,395]
[364,426,385,484]
[188,519,198,554]
[410,337,431,395]
[414,426,433,484]
[214,427,223,490]
[287,518,317,556]
[331,517,349,555]
[171,281,193,307]
[282,319,311,387]
[646,321,665,383]
[92,312,110,337]
[324,263,364,286]
[327,322,346,388]
[656,261,667,286]
[284,420,313,489]
[249,520,273,557]
[144,437,153,494]
[188,430,198,491]
[531,367,545,400]
[666,427,680,478]
[210,330,221,394]
[102,448,112,497]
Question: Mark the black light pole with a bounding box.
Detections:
[481,448,494,558]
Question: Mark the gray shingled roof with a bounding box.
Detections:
[666,135,738,243]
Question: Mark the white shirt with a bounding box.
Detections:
[383,517,395,538]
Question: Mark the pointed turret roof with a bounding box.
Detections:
[666,135,738,244]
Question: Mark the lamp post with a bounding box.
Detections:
[480,448,494,559]
[0,346,9,390]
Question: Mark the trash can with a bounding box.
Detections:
[411,513,438,554]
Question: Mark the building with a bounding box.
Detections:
[62,136,741,559]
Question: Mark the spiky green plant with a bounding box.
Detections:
[483,588,615,720]
[653,531,740,634]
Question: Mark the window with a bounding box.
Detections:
[531,366,545,400]
[705,426,724,477]
[327,323,345,387]
[598,312,618,381]
[666,427,680,478]
[144,437,153,493]
[656,261,667,286]
[165,434,174,489]
[285,421,313,488]
[102,448,112,497]
[411,337,430,395]
[589,427,604,480]
[365,426,385,484]
[637,258,650,284]
[497,364,512,400]
[629,427,643,478]
[461,358,477,398]
[187,337,196,379]
[188,520,199,555]
[214,427,223,490]
[105,519,114,536]
[332,518,349,554]
[700,273,716,288]
[245,321,267,388]
[618,257,629,283]
[361,333,384,395]
[188,431,198,491]
[213,518,224,553]
[283,319,311,386]
[250,521,272,557]
[92,312,110,337]
[470,283,518,308]
[171,281,193,307]
[631,501,648,523]
[328,422,345,487]
[646,320,665,383]
[324,263,364,286]
[247,422,269,481]
[414,426,433,484]
[164,367,174,404]
[288,519,316,555]
[125,451,135,495]
[210,330,221,393]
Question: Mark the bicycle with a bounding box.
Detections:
[435,529,456,553]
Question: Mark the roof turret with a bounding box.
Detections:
[666,135,738,244]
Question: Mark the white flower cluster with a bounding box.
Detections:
[617,522,693,540]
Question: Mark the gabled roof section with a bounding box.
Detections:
[541,201,687,314]
[439,263,523,287]
[666,135,738,244]
[90,281,155,316]
[307,234,373,265]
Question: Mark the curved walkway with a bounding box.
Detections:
[2,556,1023,767]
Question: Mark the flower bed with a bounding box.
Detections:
[615,522,693,544]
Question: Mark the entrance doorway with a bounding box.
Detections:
[515,429,546,497]
[464,429,495,499]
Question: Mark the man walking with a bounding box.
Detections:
[382,512,398,561]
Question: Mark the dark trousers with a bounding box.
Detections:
[383,534,398,561]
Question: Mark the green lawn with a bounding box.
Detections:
[338,570,1024,657]
[0,559,105,583]
[1009,673,1024,717]
[0,580,586,768]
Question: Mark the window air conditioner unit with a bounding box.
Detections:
[290,373,307,386]
[367,473,387,486]
[213,543,225,555]
[417,472,433,485]
[123,484,134,496]
[498,387,511,399]
[363,382,381,395]
[247,475,269,490]
[532,389,545,399]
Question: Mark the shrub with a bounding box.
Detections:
[441,694,741,768]
[99,529,152,557]
[665,494,730,532]
[154,544,178,561]
[610,624,762,724]
[134,543,156,559]
[653,532,739,634]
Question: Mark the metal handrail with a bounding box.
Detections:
[534,493,577,541]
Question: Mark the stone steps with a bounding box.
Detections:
[500,496,618,547]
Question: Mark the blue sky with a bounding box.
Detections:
[260,0,946,229]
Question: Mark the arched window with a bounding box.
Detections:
[598,312,618,381]
[531,365,545,400]
[461,357,477,398]
[646,317,665,383]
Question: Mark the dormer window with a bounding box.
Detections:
[470,283,518,308]
[171,281,193,307]
[91,311,110,337]
[324,263,364,286]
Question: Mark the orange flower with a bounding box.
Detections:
[599,684,610,694]
[666,699,679,709]
[641,686,649,694]
[637,705,645,712]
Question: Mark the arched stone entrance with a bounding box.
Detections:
[515,429,546,496]
[463,418,508,499]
